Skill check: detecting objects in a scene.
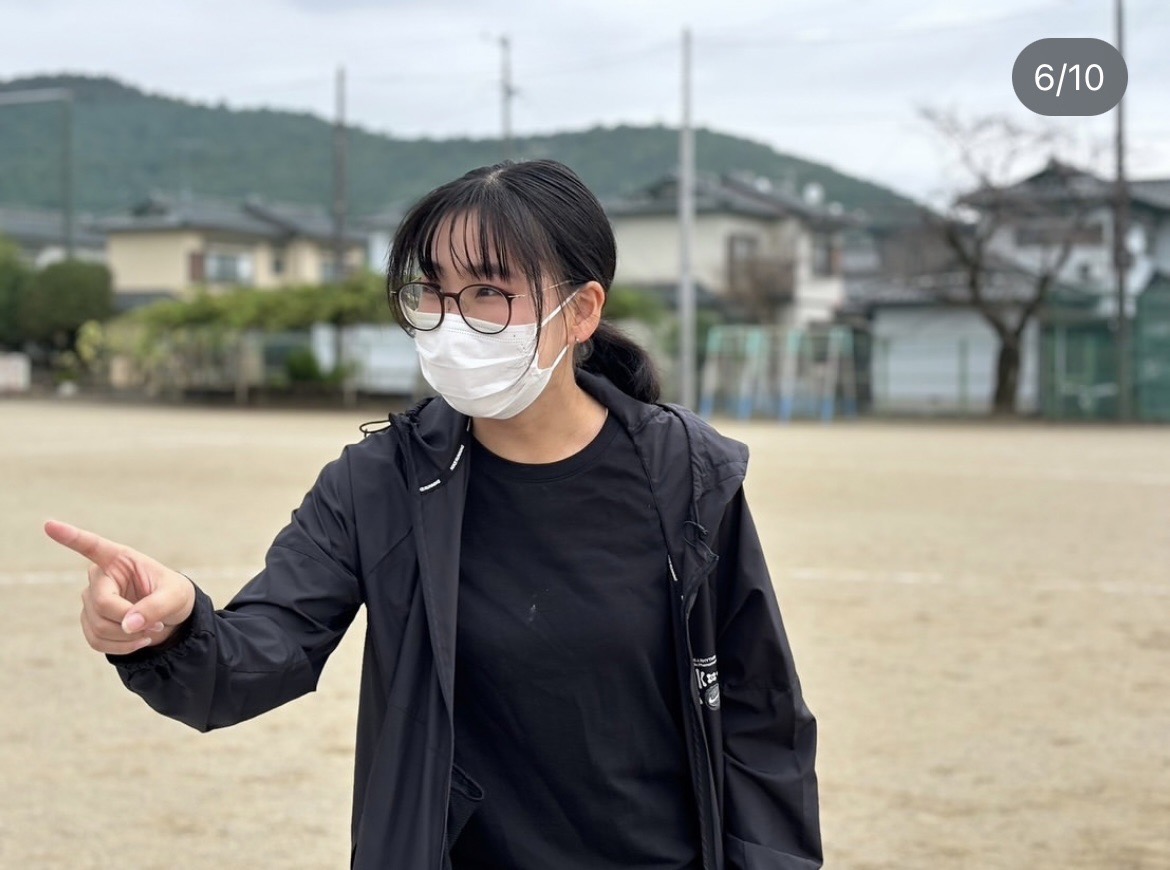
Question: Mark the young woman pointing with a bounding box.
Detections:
[46,159,820,870]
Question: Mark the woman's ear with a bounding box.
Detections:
[574,281,606,343]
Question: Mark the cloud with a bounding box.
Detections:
[0,0,1167,198]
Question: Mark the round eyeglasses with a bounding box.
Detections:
[395,282,528,336]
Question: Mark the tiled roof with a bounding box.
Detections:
[846,250,1090,308]
[0,206,105,249]
[605,172,851,227]
[1131,180,1170,211]
[99,194,365,243]
[962,159,1170,214]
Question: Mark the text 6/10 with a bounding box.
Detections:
[1035,63,1105,97]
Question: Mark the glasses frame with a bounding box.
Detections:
[395,281,530,335]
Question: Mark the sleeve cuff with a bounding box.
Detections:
[105,582,213,669]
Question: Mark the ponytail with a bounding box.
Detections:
[578,319,662,404]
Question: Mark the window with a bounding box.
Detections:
[272,249,285,276]
[811,232,839,277]
[205,250,255,285]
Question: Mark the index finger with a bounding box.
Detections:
[44,520,123,569]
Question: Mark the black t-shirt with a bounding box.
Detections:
[449,413,701,870]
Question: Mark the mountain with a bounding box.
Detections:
[0,74,920,221]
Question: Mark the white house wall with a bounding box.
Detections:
[987,206,1115,290]
[612,213,773,293]
[987,204,1170,302]
[871,307,1039,414]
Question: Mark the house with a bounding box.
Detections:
[842,159,1170,416]
[0,206,106,267]
[100,194,367,309]
[847,253,1077,415]
[605,172,849,328]
[351,205,407,274]
[965,158,1170,309]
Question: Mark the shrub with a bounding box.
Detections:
[0,237,32,350]
[19,260,113,349]
[284,346,324,383]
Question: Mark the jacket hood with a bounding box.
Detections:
[388,371,749,522]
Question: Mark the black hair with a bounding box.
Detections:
[386,159,661,404]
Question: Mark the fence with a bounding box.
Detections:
[698,324,860,421]
[102,324,420,403]
[868,333,1041,415]
[1041,280,1170,422]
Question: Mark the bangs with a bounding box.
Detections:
[387,179,559,291]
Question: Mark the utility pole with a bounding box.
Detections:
[0,87,74,259]
[678,28,697,410]
[332,65,348,283]
[1114,0,1132,421]
[331,66,354,402]
[499,35,516,159]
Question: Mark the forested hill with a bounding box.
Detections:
[0,74,919,219]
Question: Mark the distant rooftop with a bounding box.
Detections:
[604,172,856,228]
[99,193,365,244]
[0,206,105,249]
[962,158,1170,214]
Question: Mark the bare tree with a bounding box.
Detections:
[918,109,1101,415]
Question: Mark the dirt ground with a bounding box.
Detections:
[1,398,1167,869]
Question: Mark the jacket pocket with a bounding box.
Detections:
[726,833,823,870]
[446,762,485,852]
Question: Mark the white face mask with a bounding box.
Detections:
[413,292,577,420]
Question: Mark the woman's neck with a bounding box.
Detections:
[470,373,607,464]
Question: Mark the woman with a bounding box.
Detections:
[45,160,821,869]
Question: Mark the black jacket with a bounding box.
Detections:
[109,371,821,869]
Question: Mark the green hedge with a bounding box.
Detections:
[130,271,394,333]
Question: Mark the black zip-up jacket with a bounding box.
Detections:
[108,371,822,869]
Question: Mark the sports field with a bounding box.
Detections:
[1,399,1167,869]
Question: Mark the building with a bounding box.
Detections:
[605,172,849,328]
[850,257,1070,415]
[842,159,1170,416]
[352,205,407,274]
[966,158,1170,310]
[0,206,106,267]
[100,194,367,309]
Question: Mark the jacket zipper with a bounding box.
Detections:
[397,419,457,870]
[670,553,719,870]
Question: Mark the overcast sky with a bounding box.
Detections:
[2,0,1168,203]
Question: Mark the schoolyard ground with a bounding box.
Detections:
[1,399,1167,869]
